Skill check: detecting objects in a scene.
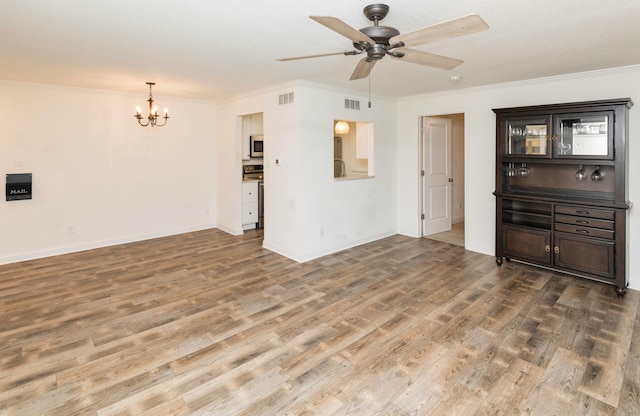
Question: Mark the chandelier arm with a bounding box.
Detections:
[153,115,169,127]
[136,116,151,127]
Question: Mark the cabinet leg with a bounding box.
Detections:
[615,286,627,298]
[496,257,503,266]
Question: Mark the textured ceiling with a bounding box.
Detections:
[1,0,639,101]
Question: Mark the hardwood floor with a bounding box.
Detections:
[426,221,464,247]
[1,228,639,415]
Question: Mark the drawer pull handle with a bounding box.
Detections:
[545,245,550,252]
[576,229,590,234]
[575,210,590,215]
[575,220,590,224]
[554,246,560,254]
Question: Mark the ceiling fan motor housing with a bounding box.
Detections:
[355,5,401,60]
[355,25,400,59]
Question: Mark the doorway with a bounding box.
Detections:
[421,113,465,247]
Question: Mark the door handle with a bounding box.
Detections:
[448,178,454,182]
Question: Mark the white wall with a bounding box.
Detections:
[0,81,217,264]
[295,83,397,261]
[215,83,303,242]
[217,81,397,262]
[397,65,640,290]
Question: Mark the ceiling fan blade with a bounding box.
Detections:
[391,14,489,48]
[393,48,464,70]
[310,16,375,45]
[277,51,355,61]
[350,58,376,80]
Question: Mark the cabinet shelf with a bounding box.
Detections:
[503,218,551,230]
[502,157,616,166]
[495,190,629,209]
[502,211,551,230]
[502,199,551,215]
[503,208,550,217]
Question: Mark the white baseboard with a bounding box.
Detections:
[263,230,396,263]
[0,223,217,266]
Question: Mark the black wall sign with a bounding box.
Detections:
[6,173,32,201]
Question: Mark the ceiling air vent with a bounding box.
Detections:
[344,99,360,110]
[278,92,294,105]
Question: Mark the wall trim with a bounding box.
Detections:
[398,64,640,102]
[263,230,396,263]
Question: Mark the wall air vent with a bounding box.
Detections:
[344,99,360,110]
[278,92,294,105]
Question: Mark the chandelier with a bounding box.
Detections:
[134,82,169,127]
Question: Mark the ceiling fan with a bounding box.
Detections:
[277,4,489,80]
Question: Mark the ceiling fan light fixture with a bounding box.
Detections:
[368,44,388,60]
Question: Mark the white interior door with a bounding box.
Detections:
[422,117,452,236]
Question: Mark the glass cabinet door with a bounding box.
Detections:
[554,112,613,159]
[504,117,550,157]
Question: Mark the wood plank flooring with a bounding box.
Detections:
[1,228,639,415]
[426,221,464,247]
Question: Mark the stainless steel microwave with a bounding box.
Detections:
[250,135,264,158]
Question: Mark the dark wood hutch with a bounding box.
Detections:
[493,98,633,297]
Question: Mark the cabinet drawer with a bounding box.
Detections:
[555,224,614,240]
[555,205,614,220]
[555,214,614,230]
[243,203,258,224]
[242,182,258,203]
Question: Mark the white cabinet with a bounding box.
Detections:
[242,113,264,161]
[356,122,373,159]
[242,181,259,229]
[242,117,251,160]
[242,137,251,161]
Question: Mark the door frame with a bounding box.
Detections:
[419,112,466,241]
